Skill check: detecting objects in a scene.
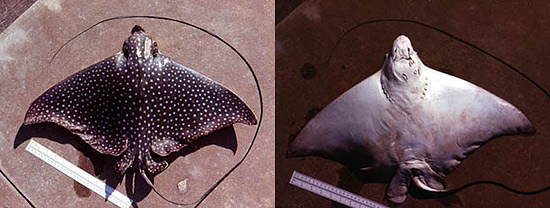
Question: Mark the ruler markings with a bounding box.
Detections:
[292,176,368,207]
[25,140,132,208]
[289,171,387,208]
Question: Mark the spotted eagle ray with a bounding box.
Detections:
[24,25,257,187]
[288,35,535,203]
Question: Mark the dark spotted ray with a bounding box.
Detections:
[24,25,257,181]
[288,35,535,203]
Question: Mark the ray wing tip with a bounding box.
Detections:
[519,118,536,135]
[241,108,258,125]
[285,148,299,158]
[512,109,536,135]
[285,138,308,158]
[246,115,258,125]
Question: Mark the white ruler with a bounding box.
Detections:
[289,171,387,208]
[25,140,132,208]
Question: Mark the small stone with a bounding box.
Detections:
[177,178,188,193]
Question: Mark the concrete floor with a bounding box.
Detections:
[0,0,274,207]
[0,0,36,32]
[276,1,550,207]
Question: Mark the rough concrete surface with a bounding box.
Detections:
[0,0,37,33]
[276,1,550,207]
[0,171,29,207]
[0,0,274,207]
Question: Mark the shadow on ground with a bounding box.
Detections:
[13,122,237,205]
[325,165,550,207]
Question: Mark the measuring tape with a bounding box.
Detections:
[289,171,387,208]
[25,140,132,208]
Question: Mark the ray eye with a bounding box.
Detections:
[122,43,129,58]
[152,42,159,57]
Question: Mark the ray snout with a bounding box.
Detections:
[392,35,414,60]
[131,25,145,34]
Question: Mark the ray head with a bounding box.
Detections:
[122,25,159,61]
[384,35,423,83]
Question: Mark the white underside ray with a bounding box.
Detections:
[288,35,534,203]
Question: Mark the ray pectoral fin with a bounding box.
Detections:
[145,152,168,175]
[75,132,128,156]
[24,54,134,157]
[114,150,135,175]
[149,59,257,156]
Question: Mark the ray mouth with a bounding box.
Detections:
[391,54,415,65]
[390,52,414,62]
[399,56,412,61]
